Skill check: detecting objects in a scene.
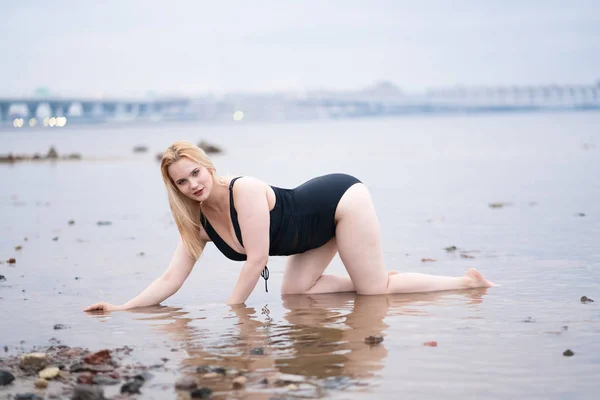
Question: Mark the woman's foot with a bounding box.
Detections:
[464,268,494,288]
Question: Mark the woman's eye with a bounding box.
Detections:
[192,170,199,176]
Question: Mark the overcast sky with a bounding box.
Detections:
[1,0,599,97]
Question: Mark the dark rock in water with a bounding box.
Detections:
[563,349,575,357]
[364,335,384,345]
[3,346,8,352]
[444,246,457,252]
[562,326,569,331]
[68,220,75,225]
[197,140,223,154]
[175,376,198,390]
[67,153,82,160]
[0,370,15,385]
[96,221,112,226]
[93,375,120,385]
[52,237,59,241]
[8,258,16,264]
[72,384,105,400]
[196,365,226,375]
[15,245,22,251]
[120,380,143,394]
[54,324,68,330]
[190,388,213,399]
[250,347,264,355]
[14,394,44,400]
[77,372,94,384]
[83,349,111,365]
[155,152,163,162]
[70,363,86,372]
[522,317,535,323]
[133,371,153,381]
[46,146,59,159]
[323,376,352,390]
[577,213,586,217]
[0,275,6,282]
[581,296,594,303]
[133,146,148,153]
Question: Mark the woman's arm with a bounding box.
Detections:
[226,178,271,305]
[84,238,202,312]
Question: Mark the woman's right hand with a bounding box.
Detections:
[83,302,124,312]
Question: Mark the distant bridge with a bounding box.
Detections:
[0,96,191,123]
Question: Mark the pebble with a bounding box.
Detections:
[0,370,15,385]
[0,275,6,282]
[53,324,68,330]
[83,349,111,365]
[15,245,22,250]
[250,347,264,355]
[563,349,575,357]
[8,258,16,264]
[34,378,49,388]
[202,372,219,379]
[190,387,213,399]
[39,366,60,379]
[232,375,247,389]
[72,384,105,400]
[120,380,143,394]
[77,372,94,384]
[277,373,306,384]
[364,335,384,345]
[581,296,594,303]
[14,394,44,400]
[93,375,120,385]
[175,375,198,390]
[421,258,437,262]
[424,341,438,347]
[19,353,48,372]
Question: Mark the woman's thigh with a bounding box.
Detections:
[281,238,338,294]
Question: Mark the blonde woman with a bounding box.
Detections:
[84,141,492,311]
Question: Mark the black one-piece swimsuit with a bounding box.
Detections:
[201,173,362,292]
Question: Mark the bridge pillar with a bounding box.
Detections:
[0,103,9,122]
[26,103,38,118]
[138,103,150,116]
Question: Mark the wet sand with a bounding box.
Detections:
[1,113,600,399]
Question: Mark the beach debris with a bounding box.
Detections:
[133,145,148,153]
[121,380,143,394]
[190,388,213,398]
[0,370,15,385]
[250,347,264,355]
[73,384,105,400]
[83,349,111,365]
[424,341,438,347]
[34,378,48,388]
[580,296,594,303]
[14,245,22,251]
[421,258,437,262]
[563,349,575,357]
[232,375,247,389]
[0,275,6,282]
[52,237,59,241]
[39,367,60,380]
[488,202,512,209]
[460,253,475,259]
[522,317,535,323]
[197,140,223,154]
[68,220,75,225]
[175,375,198,390]
[19,353,48,372]
[444,246,457,252]
[96,221,112,226]
[53,324,69,330]
[364,335,384,345]
[576,213,586,217]
[137,252,145,256]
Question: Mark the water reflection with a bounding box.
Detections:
[114,289,487,390]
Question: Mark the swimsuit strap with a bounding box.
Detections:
[229,176,269,292]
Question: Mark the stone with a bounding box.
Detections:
[19,353,48,372]
[175,375,198,390]
[202,372,218,379]
[120,380,143,394]
[0,370,15,385]
[250,347,264,355]
[83,349,111,365]
[232,376,247,389]
[15,245,22,250]
[424,341,438,347]
[277,373,306,384]
[444,246,457,252]
[0,275,6,282]
[364,335,384,345]
[8,258,16,264]
[92,375,120,385]
[46,146,59,159]
[581,296,594,303]
[96,221,112,226]
[421,258,437,262]
[39,366,60,379]
[133,146,148,153]
[190,388,213,398]
[68,220,75,225]
[77,372,94,384]
[14,394,44,400]
[72,384,105,400]
[54,324,68,330]
[34,378,49,388]
[563,349,575,357]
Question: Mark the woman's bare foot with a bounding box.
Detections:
[464,268,494,288]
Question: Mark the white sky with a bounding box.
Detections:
[1,0,599,97]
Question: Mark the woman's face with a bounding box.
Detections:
[168,157,213,202]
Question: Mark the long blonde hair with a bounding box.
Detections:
[160,141,222,259]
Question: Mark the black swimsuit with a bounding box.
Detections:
[201,173,362,291]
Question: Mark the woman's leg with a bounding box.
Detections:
[334,183,493,295]
[281,238,356,295]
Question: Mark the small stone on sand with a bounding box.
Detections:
[563,349,575,357]
[424,341,438,347]
[175,376,198,390]
[581,296,594,303]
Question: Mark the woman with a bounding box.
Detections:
[84,141,493,311]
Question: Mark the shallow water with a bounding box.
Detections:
[1,112,600,399]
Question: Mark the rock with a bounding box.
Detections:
[15,245,22,250]
[424,341,438,347]
[444,246,457,252]
[523,317,535,323]
[460,253,475,259]
[421,258,437,262]
[488,202,507,208]
[77,372,94,384]
[8,258,16,264]
[577,213,586,217]
[14,394,44,400]
[68,220,75,225]
[120,380,143,394]
[54,324,69,330]
[202,372,219,379]
[83,349,111,365]
[92,375,120,385]
[287,383,299,390]
[155,152,164,162]
[39,367,60,379]
[67,153,82,160]
[277,374,306,384]
[70,363,86,372]
[232,376,247,389]
[0,275,6,282]
[133,146,148,153]
[581,296,594,303]
[190,388,213,398]
[96,221,112,226]
[364,335,384,345]
[47,147,59,159]
[175,376,198,390]
[0,370,15,385]
[52,237,59,241]
[196,366,226,375]
[250,347,264,355]
[563,349,575,357]
[72,384,105,400]
[133,371,153,381]
[20,353,48,372]
[197,141,222,154]
[34,378,49,388]
[47,389,62,399]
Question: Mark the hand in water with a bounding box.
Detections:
[83,302,123,312]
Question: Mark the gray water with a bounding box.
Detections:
[1,112,600,399]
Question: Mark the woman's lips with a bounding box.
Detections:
[193,188,204,196]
